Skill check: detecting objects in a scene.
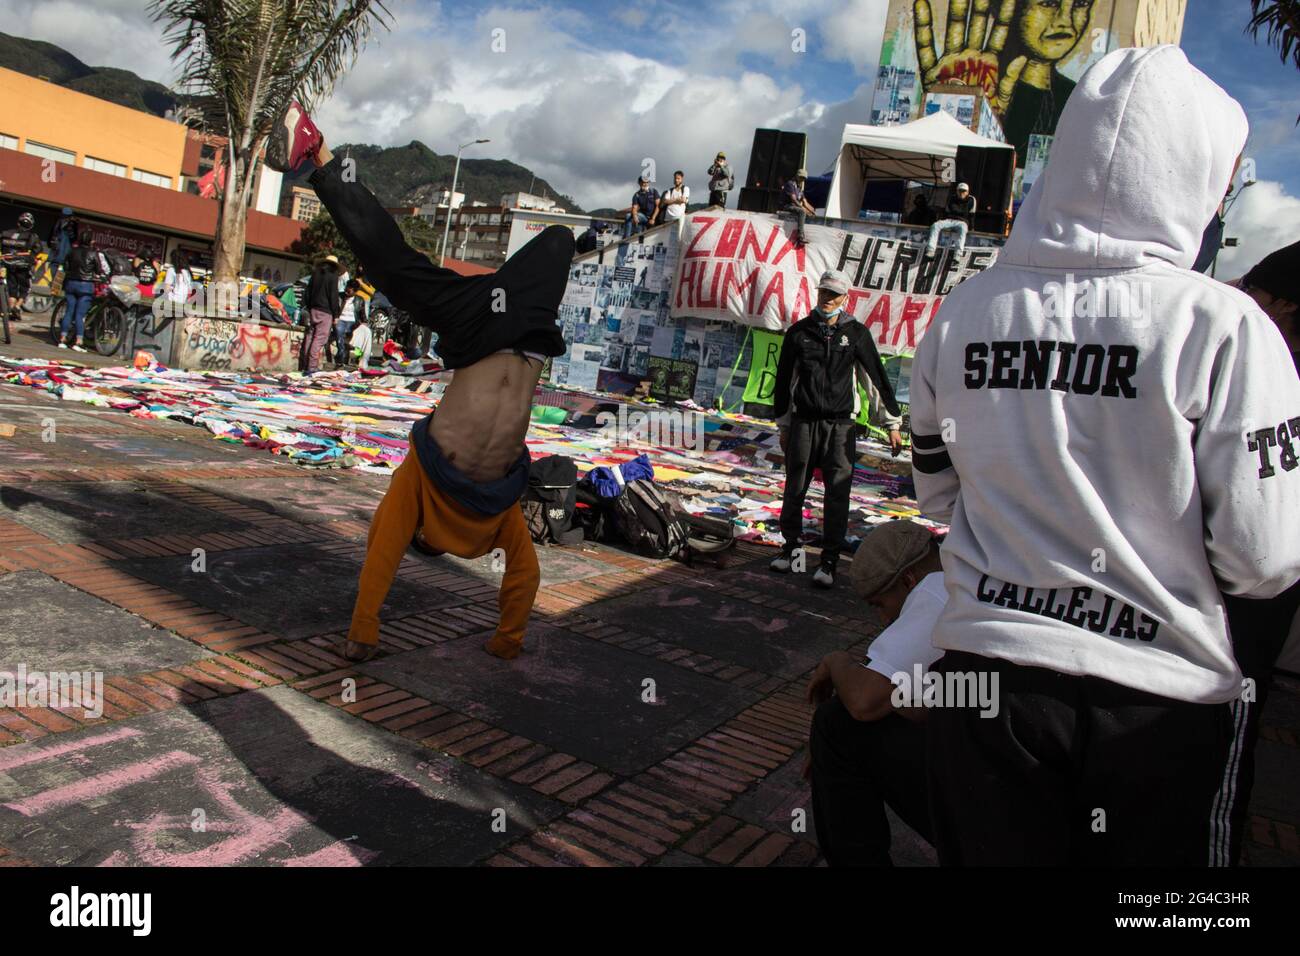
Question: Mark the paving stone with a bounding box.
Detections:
[114,543,466,640]
[360,624,760,775]
[0,571,210,673]
[0,686,563,865]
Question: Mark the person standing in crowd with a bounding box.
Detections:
[925,183,975,258]
[2,211,44,326]
[157,249,194,316]
[770,269,902,588]
[349,312,374,370]
[576,220,601,254]
[624,176,659,237]
[909,46,1300,865]
[133,247,161,298]
[782,169,816,245]
[707,152,735,209]
[1214,238,1300,864]
[657,171,690,225]
[301,253,341,374]
[806,520,946,866]
[47,207,79,273]
[58,229,107,353]
[1237,240,1300,376]
[335,278,361,367]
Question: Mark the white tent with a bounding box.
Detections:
[824,111,1014,220]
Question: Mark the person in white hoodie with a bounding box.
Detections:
[908,46,1300,866]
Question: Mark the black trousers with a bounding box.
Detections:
[308,157,573,369]
[809,696,931,866]
[926,650,1235,865]
[1219,579,1300,864]
[780,418,856,565]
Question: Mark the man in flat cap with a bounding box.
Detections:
[805,519,947,866]
[771,268,902,588]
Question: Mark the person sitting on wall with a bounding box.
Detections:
[806,520,946,866]
[782,169,817,246]
[925,183,976,258]
[624,176,660,237]
[266,100,574,663]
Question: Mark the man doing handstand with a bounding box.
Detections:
[267,103,574,663]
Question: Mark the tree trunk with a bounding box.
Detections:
[212,152,250,300]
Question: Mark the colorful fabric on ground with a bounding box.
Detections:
[0,356,940,546]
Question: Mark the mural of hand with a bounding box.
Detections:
[914,0,1017,105]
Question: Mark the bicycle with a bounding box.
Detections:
[49,276,134,356]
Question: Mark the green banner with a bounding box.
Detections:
[742,329,784,405]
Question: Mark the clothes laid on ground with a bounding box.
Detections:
[909,46,1300,707]
[309,155,574,369]
[860,571,947,679]
[0,356,935,547]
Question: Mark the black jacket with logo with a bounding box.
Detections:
[772,312,900,423]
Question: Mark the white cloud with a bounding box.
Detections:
[820,0,890,75]
[1218,179,1300,280]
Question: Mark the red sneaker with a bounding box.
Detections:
[265,101,323,172]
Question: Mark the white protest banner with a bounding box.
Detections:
[669,212,998,352]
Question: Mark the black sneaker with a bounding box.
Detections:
[265,100,324,173]
[769,550,794,573]
[812,562,835,588]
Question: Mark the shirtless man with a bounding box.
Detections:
[266,102,574,662]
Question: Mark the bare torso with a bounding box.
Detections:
[428,352,543,482]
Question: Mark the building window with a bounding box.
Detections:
[0,133,17,151]
[24,140,75,164]
[131,168,172,189]
[85,156,127,177]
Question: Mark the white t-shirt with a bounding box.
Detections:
[861,572,948,680]
[349,323,373,359]
[662,185,689,221]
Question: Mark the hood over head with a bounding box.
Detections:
[1000,45,1248,272]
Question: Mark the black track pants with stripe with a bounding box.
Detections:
[926,650,1235,865]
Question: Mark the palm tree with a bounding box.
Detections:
[150,0,391,290]
[1248,0,1300,67]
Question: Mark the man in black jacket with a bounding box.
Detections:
[770,269,902,588]
[2,212,44,326]
[301,254,341,374]
[925,183,975,258]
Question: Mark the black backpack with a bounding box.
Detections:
[521,455,584,546]
[606,478,691,559]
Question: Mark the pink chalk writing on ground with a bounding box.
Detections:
[711,604,788,633]
[0,726,142,773]
[111,767,375,867]
[3,750,203,817]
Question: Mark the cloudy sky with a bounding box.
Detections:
[1,0,1296,274]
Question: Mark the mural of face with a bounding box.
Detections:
[1018,0,1093,64]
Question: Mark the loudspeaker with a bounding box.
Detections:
[955,145,1015,222]
[737,187,779,214]
[746,128,780,189]
[774,131,807,186]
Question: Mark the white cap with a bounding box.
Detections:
[817,269,850,295]
[956,182,969,191]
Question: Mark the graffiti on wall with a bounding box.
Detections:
[181,318,302,373]
[872,0,1125,173]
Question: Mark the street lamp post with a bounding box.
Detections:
[1210,178,1254,279]
[440,138,490,267]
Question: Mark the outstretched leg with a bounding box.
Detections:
[304,135,574,369]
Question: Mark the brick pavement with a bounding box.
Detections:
[0,378,1295,867]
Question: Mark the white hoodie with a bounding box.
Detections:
[910,46,1300,705]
